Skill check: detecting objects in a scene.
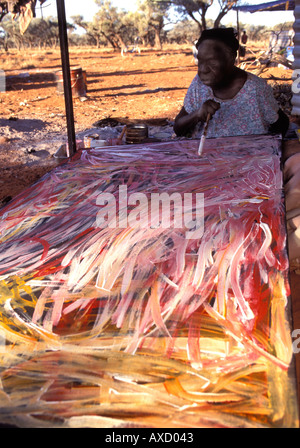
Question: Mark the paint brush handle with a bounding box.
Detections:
[203,113,211,136]
[119,125,127,142]
[198,113,211,155]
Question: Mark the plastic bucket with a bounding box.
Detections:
[56,66,87,97]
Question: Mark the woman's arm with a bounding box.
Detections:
[174,107,201,136]
[174,100,220,137]
[269,108,289,137]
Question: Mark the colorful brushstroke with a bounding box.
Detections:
[0,135,298,428]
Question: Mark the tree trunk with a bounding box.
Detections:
[86,32,97,47]
[201,4,209,31]
[116,33,126,49]
[186,11,202,33]
[14,37,21,50]
[101,31,119,49]
[214,9,228,28]
[154,28,162,50]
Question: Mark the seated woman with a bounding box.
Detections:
[175,28,300,265]
[174,28,289,138]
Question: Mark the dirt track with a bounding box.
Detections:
[0,45,294,205]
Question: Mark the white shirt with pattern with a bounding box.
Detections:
[183,72,279,138]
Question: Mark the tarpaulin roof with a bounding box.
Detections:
[233,0,295,13]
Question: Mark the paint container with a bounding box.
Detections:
[91,140,107,148]
[56,67,87,97]
[125,124,148,144]
[84,134,107,148]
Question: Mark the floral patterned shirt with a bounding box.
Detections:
[183,72,279,138]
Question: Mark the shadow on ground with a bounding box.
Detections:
[0,118,48,132]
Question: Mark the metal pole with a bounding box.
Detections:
[56,0,76,157]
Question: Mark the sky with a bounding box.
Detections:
[36,0,138,21]
[36,0,295,28]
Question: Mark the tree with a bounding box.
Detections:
[214,0,238,29]
[237,23,267,42]
[0,0,49,34]
[0,20,7,49]
[141,0,169,49]
[93,0,136,49]
[1,15,66,49]
[166,17,213,44]
[172,0,213,32]
[129,0,170,49]
[71,15,104,48]
[150,0,239,32]
[73,1,170,50]
[0,14,25,49]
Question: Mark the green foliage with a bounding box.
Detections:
[166,17,213,43]
[244,24,268,42]
[133,0,171,48]
[74,0,137,49]
[272,22,294,32]
[0,16,62,49]
[1,0,292,51]
[71,0,171,50]
[230,21,294,42]
[150,0,239,31]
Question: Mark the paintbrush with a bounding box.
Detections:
[198,113,211,156]
[119,125,127,142]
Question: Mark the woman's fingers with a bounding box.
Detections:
[199,100,220,121]
[206,100,220,115]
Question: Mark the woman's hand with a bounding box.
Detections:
[174,101,220,137]
[196,100,220,122]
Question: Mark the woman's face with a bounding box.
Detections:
[197,40,235,87]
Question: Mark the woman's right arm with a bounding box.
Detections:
[174,101,220,137]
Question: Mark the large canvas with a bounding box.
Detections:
[0,135,298,428]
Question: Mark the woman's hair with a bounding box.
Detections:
[196,28,239,54]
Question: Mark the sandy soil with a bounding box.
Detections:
[0,45,295,206]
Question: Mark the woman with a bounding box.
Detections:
[174,28,289,138]
[175,28,300,267]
